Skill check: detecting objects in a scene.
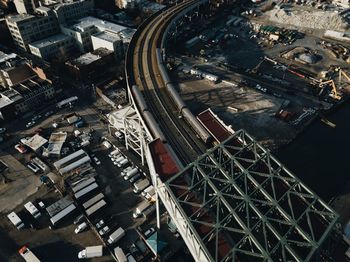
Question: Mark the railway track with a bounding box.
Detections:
[132,0,206,164]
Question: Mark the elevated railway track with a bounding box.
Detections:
[129,0,208,164]
[125,1,341,261]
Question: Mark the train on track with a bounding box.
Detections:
[127,0,212,148]
[155,48,211,144]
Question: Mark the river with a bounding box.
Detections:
[277,100,350,202]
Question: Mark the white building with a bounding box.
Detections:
[61,16,135,55]
[29,34,74,60]
[91,31,123,57]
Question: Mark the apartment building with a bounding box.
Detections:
[6,11,59,50]
[29,33,75,61]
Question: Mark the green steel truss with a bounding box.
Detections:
[164,130,339,262]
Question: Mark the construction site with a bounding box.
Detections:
[168,2,350,150]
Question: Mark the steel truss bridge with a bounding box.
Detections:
[122,1,340,261]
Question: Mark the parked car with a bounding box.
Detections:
[93,156,101,165]
[75,222,88,234]
[99,226,110,236]
[103,141,112,149]
[95,220,105,229]
[144,227,155,237]
[44,111,54,117]
[15,144,27,154]
[26,121,36,128]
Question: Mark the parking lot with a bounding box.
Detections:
[0,92,184,261]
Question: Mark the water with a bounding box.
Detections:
[277,100,350,201]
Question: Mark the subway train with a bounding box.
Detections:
[131,85,167,143]
[156,48,211,144]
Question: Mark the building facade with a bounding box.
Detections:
[13,0,38,14]
[6,12,59,50]
[29,33,75,61]
[53,0,94,24]
[61,16,135,55]
[91,31,123,58]
[0,75,59,120]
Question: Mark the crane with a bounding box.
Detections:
[319,79,341,100]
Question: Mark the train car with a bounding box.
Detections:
[166,83,186,110]
[155,48,211,143]
[132,85,148,113]
[143,111,167,142]
[182,108,211,143]
[132,85,166,142]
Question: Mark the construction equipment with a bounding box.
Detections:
[337,68,350,86]
[319,79,342,100]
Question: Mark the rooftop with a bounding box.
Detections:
[92,31,121,43]
[69,16,127,34]
[12,76,50,95]
[29,34,71,49]
[21,134,48,151]
[43,131,67,157]
[0,51,17,64]
[0,89,22,108]
[69,48,113,66]
[6,13,34,23]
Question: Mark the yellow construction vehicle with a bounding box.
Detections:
[319,79,342,100]
[337,68,350,86]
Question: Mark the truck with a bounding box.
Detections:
[7,212,24,230]
[72,177,96,193]
[117,158,129,168]
[114,247,127,262]
[31,157,50,173]
[133,179,150,194]
[122,167,138,180]
[102,140,112,149]
[85,199,106,216]
[107,227,125,245]
[74,183,98,199]
[50,203,76,226]
[108,149,120,158]
[24,202,41,219]
[78,245,103,259]
[82,193,104,209]
[133,200,151,218]
[113,156,124,163]
[18,246,40,262]
[142,185,155,200]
